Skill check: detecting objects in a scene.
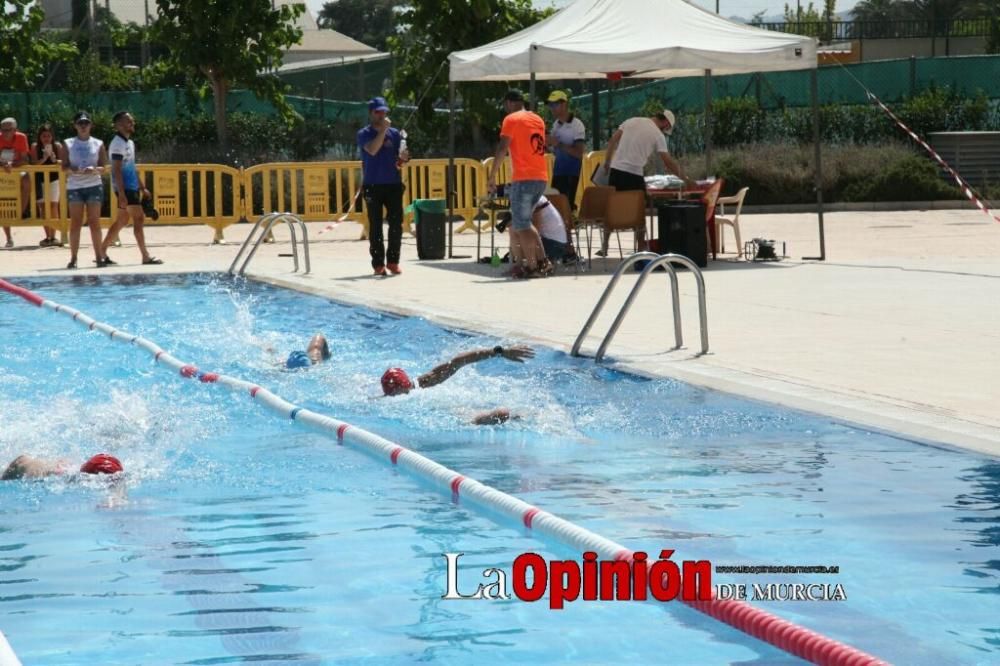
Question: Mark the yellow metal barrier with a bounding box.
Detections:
[401,158,482,235]
[0,166,69,235]
[242,161,365,235]
[126,164,244,232]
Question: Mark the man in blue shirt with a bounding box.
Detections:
[358,96,409,276]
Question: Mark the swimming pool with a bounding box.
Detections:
[0,273,997,664]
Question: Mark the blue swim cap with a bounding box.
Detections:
[286,350,311,369]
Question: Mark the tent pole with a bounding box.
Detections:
[529,44,537,109]
[591,79,601,150]
[704,69,713,178]
[448,80,458,259]
[804,67,826,261]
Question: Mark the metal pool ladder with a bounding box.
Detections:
[571,252,709,362]
[228,212,311,277]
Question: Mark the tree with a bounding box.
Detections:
[0,0,77,91]
[152,0,305,146]
[850,0,908,37]
[390,0,554,153]
[317,0,401,51]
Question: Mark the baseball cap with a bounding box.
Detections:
[368,96,389,113]
[80,454,123,475]
[546,90,568,104]
[503,89,525,103]
[381,367,414,396]
[658,109,676,135]
[285,350,311,369]
[73,111,92,124]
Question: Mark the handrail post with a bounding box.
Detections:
[595,258,680,362]
[661,254,709,355]
[228,212,280,275]
[570,252,659,356]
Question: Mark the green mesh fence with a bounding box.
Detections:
[570,55,1000,117]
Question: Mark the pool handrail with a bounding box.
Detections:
[571,251,662,357]
[0,277,887,666]
[228,212,311,277]
[595,253,709,361]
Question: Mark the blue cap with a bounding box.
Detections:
[368,96,389,112]
[285,350,311,369]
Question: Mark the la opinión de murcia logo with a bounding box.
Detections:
[442,550,713,609]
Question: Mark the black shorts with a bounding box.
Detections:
[609,168,647,192]
[117,189,142,206]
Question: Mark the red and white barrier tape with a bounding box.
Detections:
[867,90,1000,224]
[316,187,364,236]
[0,277,888,666]
[0,631,22,666]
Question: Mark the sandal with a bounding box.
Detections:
[142,257,163,265]
[66,259,76,269]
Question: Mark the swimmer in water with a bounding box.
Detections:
[2,453,124,480]
[380,344,534,424]
[284,333,331,369]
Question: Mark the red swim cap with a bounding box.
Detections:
[381,367,413,396]
[80,453,124,475]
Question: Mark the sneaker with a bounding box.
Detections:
[595,249,608,257]
[4,239,12,248]
[113,239,122,247]
[66,259,76,269]
[39,238,54,247]
[373,266,386,276]
[387,263,402,275]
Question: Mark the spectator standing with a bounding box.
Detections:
[545,90,586,209]
[602,110,693,192]
[101,111,162,265]
[60,111,109,269]
[486,90,551,278]
[358,96,409,276]
[0,117,31,248]
[599,110,694,255]
[30,123,63,247]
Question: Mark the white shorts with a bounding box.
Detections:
[45,180,60,203]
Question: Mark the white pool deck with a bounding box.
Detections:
[2,208,998,457]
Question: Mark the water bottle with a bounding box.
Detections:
[396,130,408,170]
[490,248,501,267]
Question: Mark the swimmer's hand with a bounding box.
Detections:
[499,345,534,363]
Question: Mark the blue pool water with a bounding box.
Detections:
[0,273,997,665]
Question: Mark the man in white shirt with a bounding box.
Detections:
[601,110,693,192]
[546,90,586,209]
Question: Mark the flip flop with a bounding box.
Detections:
[142,257,164,265]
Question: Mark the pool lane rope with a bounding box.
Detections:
[0,278,887,666]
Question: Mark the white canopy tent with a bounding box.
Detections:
[444,0,826,259]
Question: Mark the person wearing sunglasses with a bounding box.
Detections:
[60,111,110,269]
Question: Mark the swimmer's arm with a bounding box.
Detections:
[472,408,518,426]
[417,345,535,389]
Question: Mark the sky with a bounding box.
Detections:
[302,0,863,25]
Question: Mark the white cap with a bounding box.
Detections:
[0,117,16,129]
[661,109,675,135]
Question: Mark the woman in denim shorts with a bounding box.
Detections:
[60,111,109,269]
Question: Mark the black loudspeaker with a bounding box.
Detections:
[415,211,446,260]
[657,201,707,268]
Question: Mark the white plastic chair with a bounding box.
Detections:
[715,186,748,256]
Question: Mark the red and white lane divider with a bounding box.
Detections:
[0,631,22,666]
[0,277,888,666]
[867,90,1000,224]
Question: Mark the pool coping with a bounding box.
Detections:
[250,272,1000,460]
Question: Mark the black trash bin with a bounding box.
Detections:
[656,200,707,268]
[412,199,446,260]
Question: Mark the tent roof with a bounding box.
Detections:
[449,0,816,81]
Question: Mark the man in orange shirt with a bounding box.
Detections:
[487,90,551,278]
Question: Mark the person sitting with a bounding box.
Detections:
[380,345,534,424]
[2,453,123,480]
[285,333,331,369]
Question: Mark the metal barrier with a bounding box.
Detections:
[0,166,68,233]
[402,158,482,234]
[228,212,310,277]
[572,252,709,361]
[136,164,244,233]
